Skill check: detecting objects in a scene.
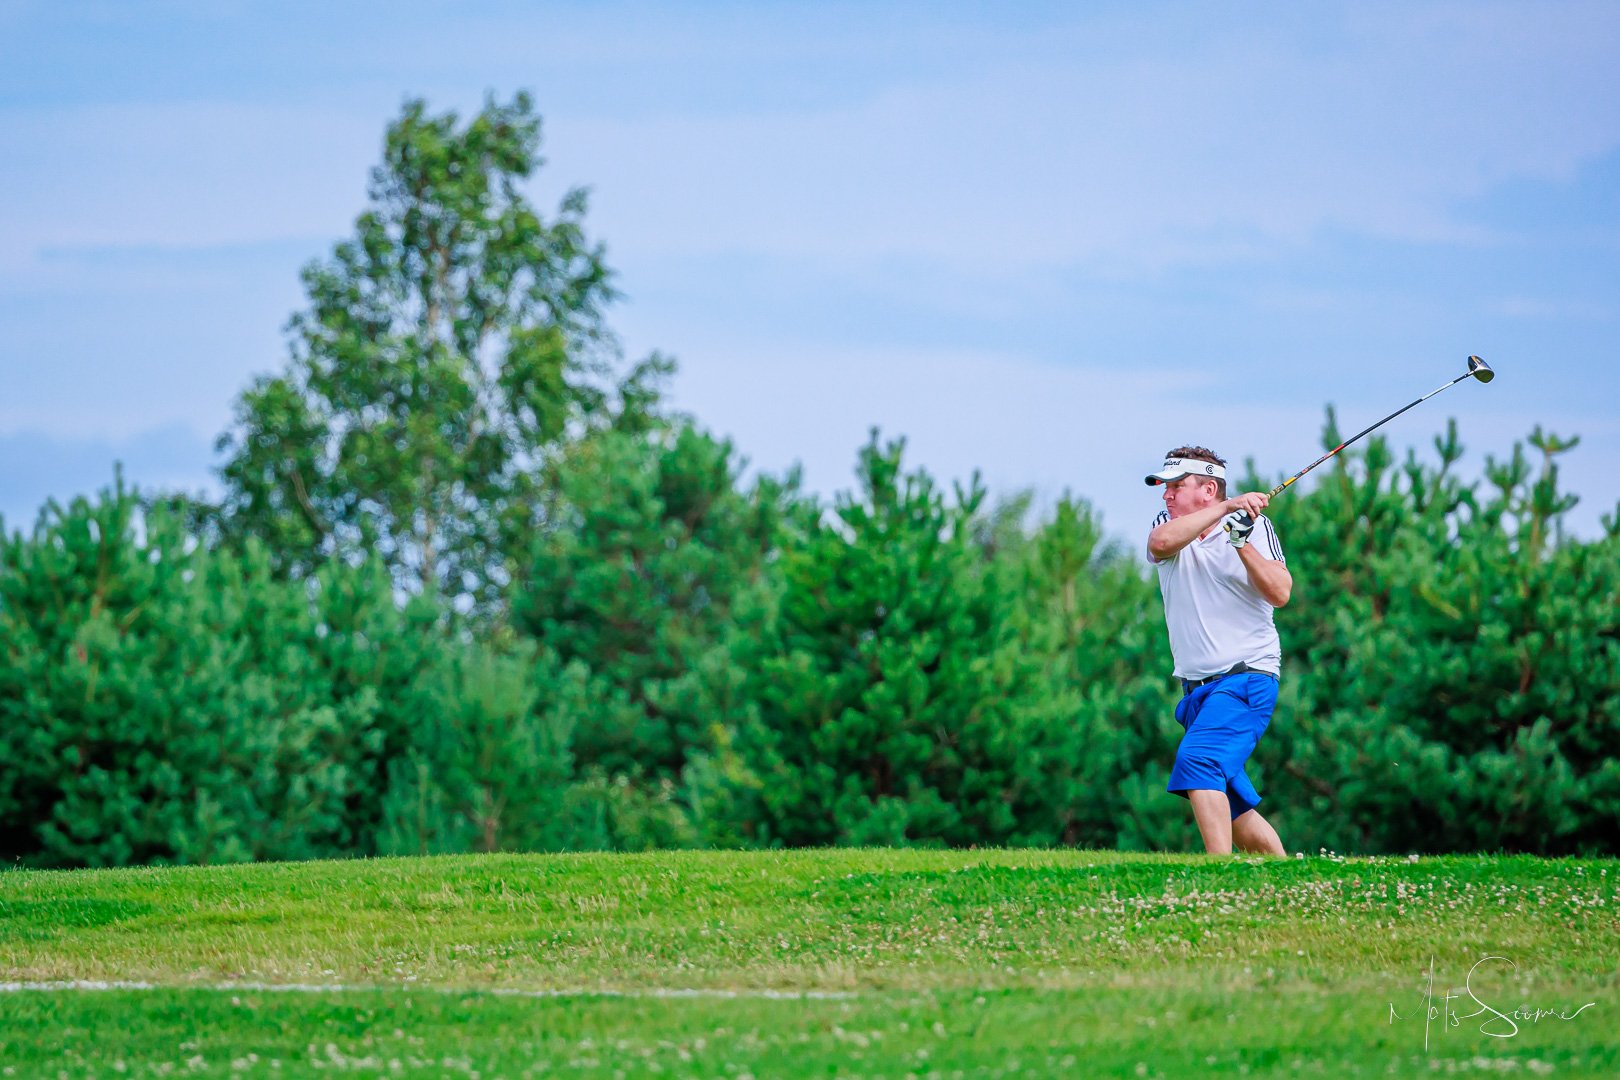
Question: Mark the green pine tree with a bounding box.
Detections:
[0,478,439,866]
[512,423,795,783]
[713,433,1049,847]
[1250,416,1620,855]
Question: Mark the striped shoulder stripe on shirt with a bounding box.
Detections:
[1260,516,1284,561]
[1147,510,1170,562]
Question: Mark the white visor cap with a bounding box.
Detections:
[1144,456,1226,486]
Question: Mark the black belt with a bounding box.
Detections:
[1180,662,1276,693]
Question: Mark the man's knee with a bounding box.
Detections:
[1232,809,1285,854]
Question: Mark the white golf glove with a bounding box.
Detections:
[1226,511,1256,549]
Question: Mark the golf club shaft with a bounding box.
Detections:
[1265,370,1477,499]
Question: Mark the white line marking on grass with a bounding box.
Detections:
[0,980,856,1001]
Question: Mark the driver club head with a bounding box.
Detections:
[1467,355,1495,383]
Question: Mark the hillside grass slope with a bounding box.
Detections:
[2,848,1616,1077]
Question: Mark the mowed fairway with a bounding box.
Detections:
[1,849,1616,1077]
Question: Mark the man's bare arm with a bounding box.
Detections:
[1237,543,1292,607]
[1148,491,1271,560]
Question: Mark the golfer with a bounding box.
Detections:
[1145,447,1290,856]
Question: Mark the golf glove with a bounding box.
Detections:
[1226,511,1256,549]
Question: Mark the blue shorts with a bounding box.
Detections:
[1167,672,1278,819]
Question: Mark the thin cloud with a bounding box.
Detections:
[548,6,1620,274]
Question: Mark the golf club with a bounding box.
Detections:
[1227,355,1495,534]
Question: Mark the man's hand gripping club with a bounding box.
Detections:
[1227,511,1256,548]
[1225,491,1271,548]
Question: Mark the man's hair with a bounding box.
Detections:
[1166,445,1227,500]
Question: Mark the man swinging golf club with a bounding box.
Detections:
[1145,448,1290,856]
[1141,358,1494,855]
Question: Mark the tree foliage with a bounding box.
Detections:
[1250,416,1620,855]
[4,414,1616,865]
[0,480,406,865]
[215,93,666,615]
[512,424,797,781]
[702,435,1055,847]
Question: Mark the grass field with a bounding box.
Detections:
[2,849,1616,1077]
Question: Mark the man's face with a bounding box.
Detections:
[1162,474,1218,519]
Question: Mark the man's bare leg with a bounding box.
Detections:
[1188,789,1233,854]
[1232,809,1286,855]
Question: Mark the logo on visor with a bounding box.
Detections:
[1205,464,1215,475]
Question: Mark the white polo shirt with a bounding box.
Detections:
[1147,509,1284,681]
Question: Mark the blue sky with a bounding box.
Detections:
[3,1,1617,543]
